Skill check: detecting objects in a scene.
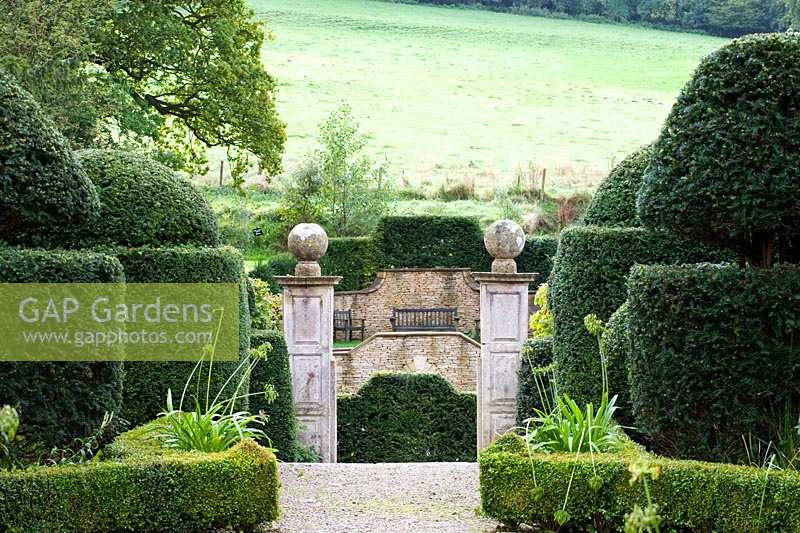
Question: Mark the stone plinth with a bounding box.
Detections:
[474,272,537,450]
[276,274,341,462]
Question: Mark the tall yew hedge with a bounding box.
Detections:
[548,226,725,407]
[628,264,800,462]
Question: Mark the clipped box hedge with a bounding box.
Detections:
[116,246,251,426]
[0,421,279,532]
[548,226,726,410]
[516,336,554,427]
[480,433,800,532]
[628,263,800,462]
[581,144,652,228]
[73,149,220,248]
[0,249,124,450]
[338,373,476,462]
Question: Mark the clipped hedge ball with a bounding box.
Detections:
[76,149,219,247]
[638,33,800,264]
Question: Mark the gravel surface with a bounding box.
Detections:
[264,462,501,533]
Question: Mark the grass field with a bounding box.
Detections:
[244,0,727,194]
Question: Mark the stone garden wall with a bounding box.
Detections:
[334,332,480,395]
[333,268,482,338]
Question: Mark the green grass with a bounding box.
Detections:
[241,0,727,194]
[334,340,362,349]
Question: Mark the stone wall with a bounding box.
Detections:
[334,269,481,339]
[334,332,480,395]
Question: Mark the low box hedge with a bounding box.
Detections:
[628,263,800,462]
[338,373,476,462]
[480,433,800,532]
[0,420,280,532]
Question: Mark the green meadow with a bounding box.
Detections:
[250,0,727,193]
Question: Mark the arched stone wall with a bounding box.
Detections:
[334,331,480,395]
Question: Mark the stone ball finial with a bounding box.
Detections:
[484,219,525,273]
[287,223,328,276]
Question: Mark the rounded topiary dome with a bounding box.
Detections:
[582,145,652,227]
[75,150,219,247]
[637,33,800,266]
[0,75,98,243]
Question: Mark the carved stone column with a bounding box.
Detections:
[474,220,537,451]
[277,223,341,462]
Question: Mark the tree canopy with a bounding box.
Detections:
[0,0,285,178]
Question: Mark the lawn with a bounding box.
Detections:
[246,0,727,194]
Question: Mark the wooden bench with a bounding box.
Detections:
[334,309,365,341]
[390,307,459,332]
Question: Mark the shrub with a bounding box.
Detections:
[528,283,553,337]
[249,277,282,331]
[250,252,296,292]
[338,373,476,462]
[116,246,251,426]
[0,249,124,450]
[517,235,558,285]
[516,337,554,427]
[638,33,800,267]
[627,263,800,462]
[249,330,299,461]
[582,145,652,227]
[479,433,800,532]
[321,236,382,291]
[0,421,279,532]
[375,215,490,270]
[73,149,219,248]
[599,301,634,426]
[0,75,98,244]
[548,226,727,407]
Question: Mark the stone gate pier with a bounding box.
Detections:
[474,220,537,450]
[277,223,340,462]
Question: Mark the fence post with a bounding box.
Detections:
[473,220,537,451]
[277,223,341,462]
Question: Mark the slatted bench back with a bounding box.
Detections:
[391,307,459,331]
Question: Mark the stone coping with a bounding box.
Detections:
[472,272,538,283]
[341,330,481,349]
[275,275,342,287]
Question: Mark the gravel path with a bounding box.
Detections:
[265,462,501,533]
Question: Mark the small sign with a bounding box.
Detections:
[252,227,263,237]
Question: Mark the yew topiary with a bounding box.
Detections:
[638,33,800,266]
[582,144,652,227]
[75,149,219,247]
[0,75,98,243]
